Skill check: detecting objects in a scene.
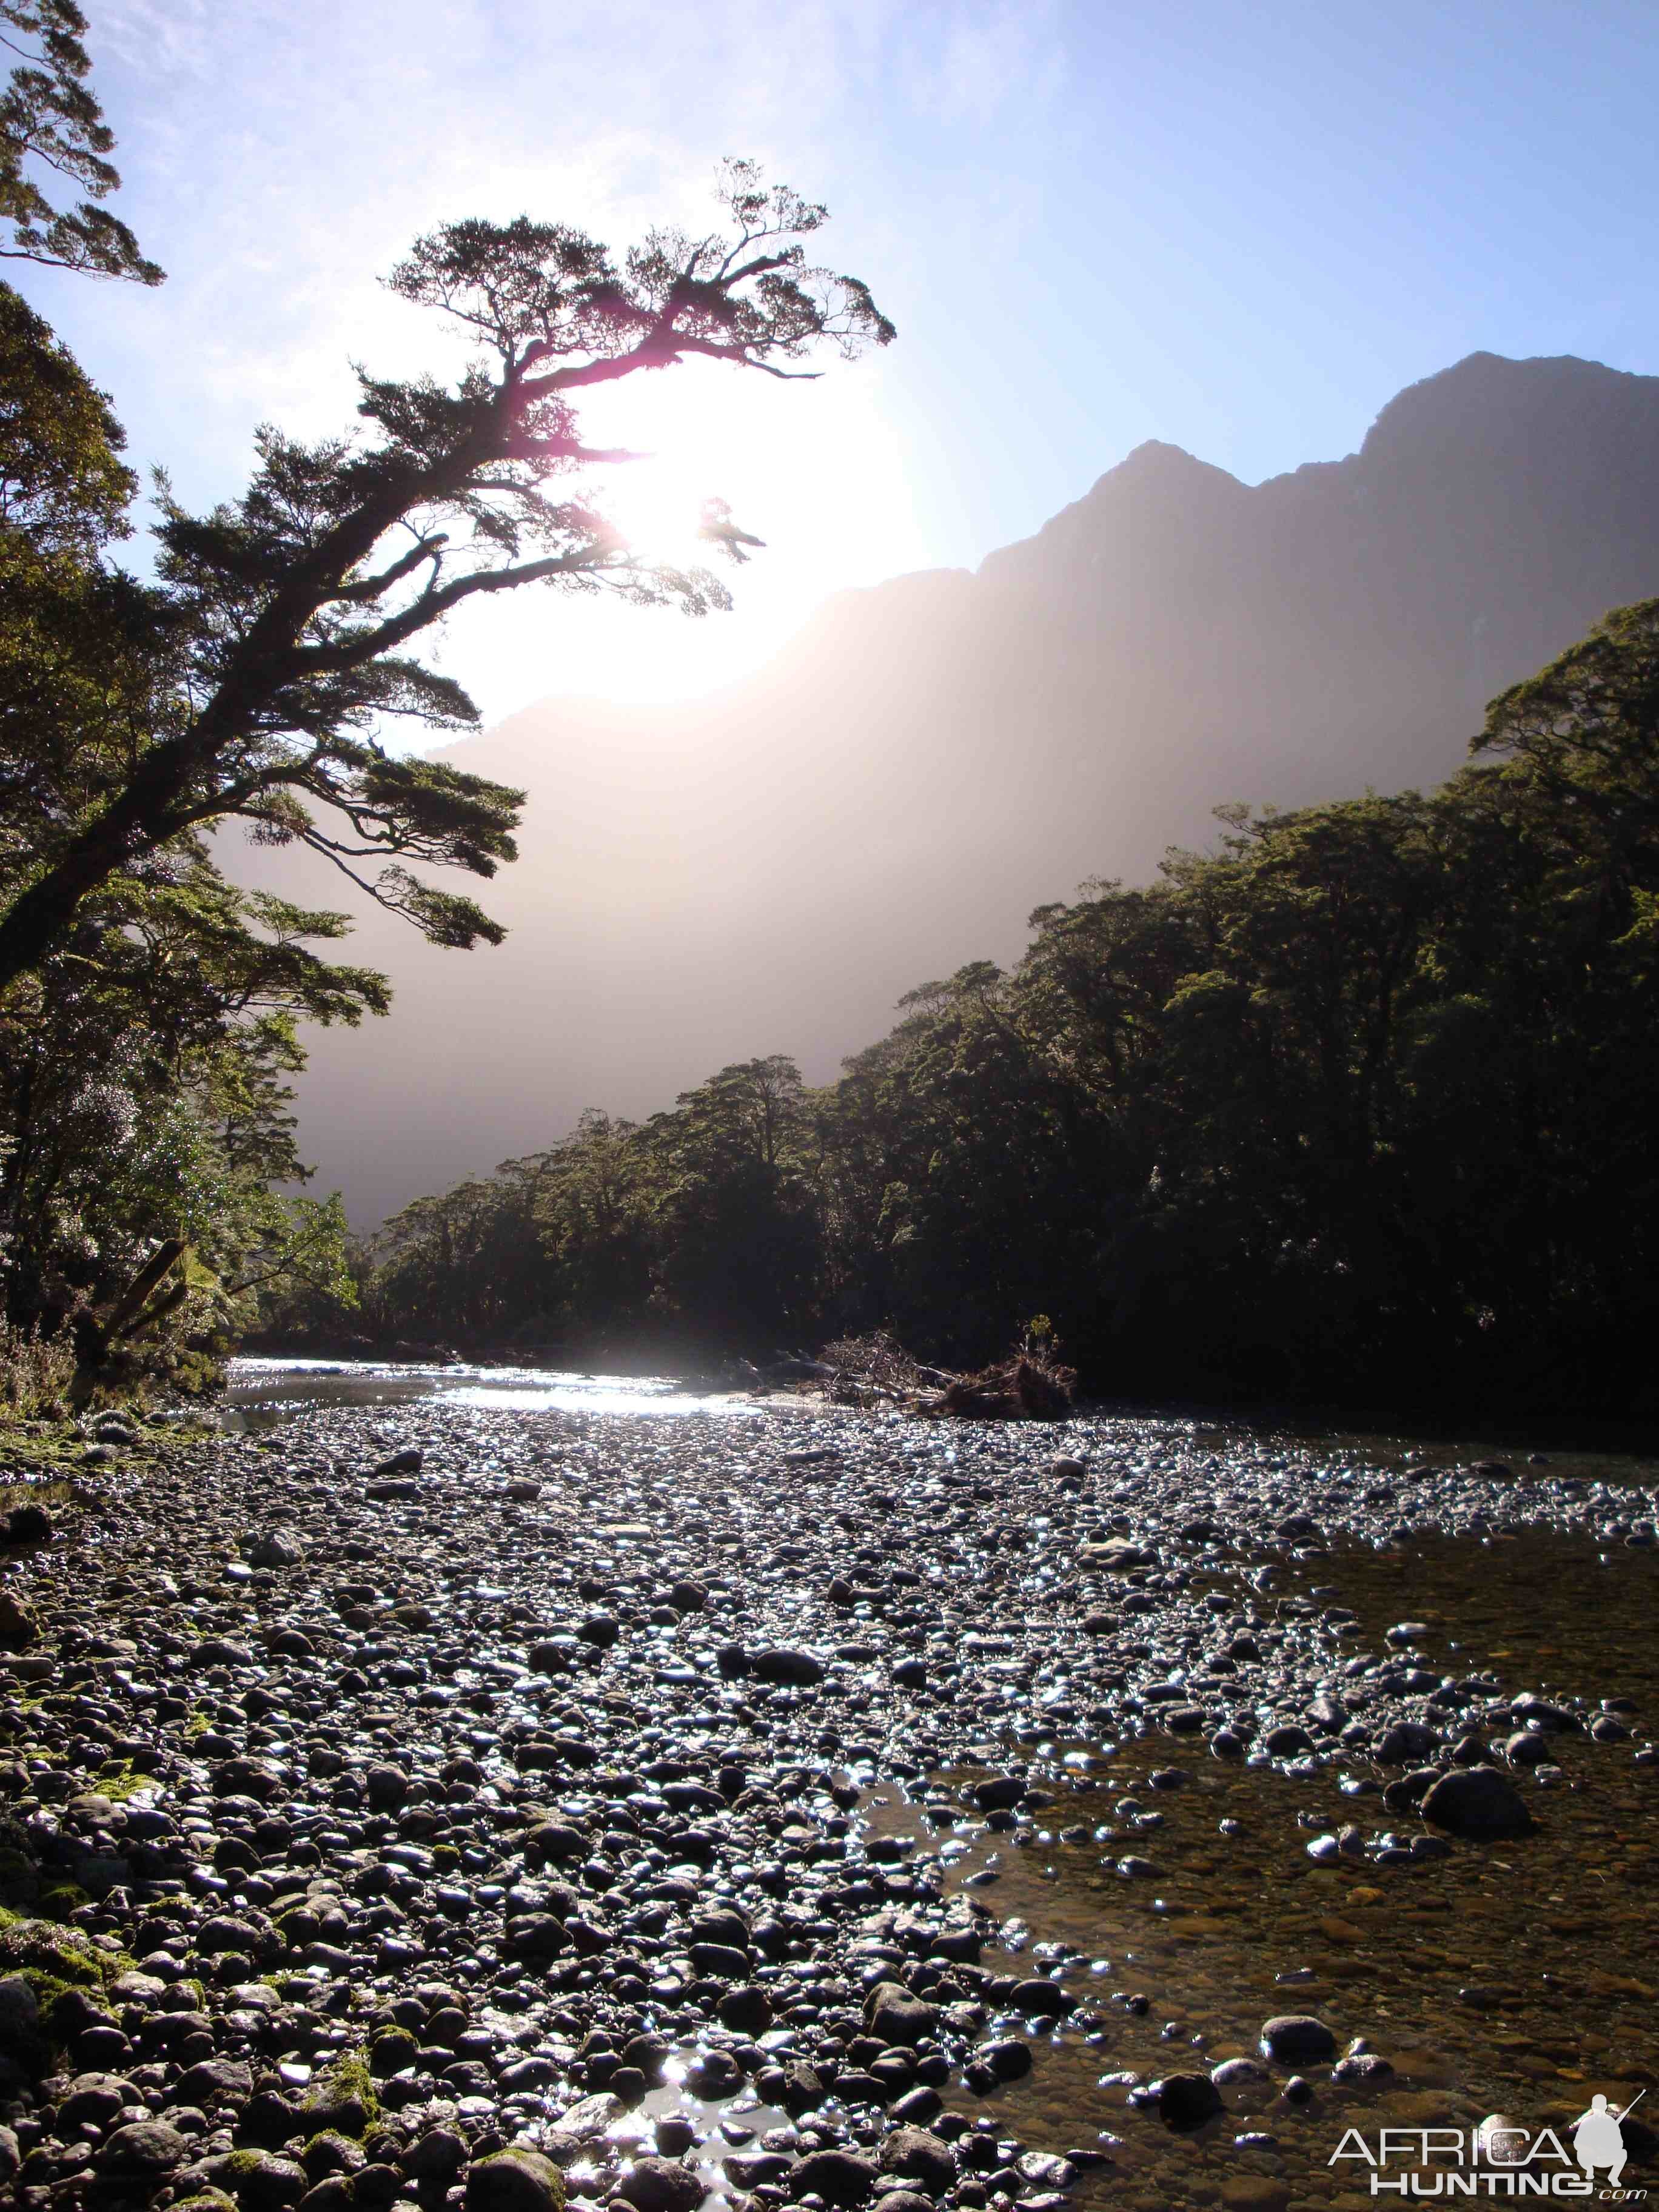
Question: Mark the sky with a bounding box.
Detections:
[13,0,1659,715]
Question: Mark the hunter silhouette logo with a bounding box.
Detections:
[1575,2096,1641,2191]
[1330,2091,1648,2196]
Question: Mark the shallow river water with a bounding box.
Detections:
[882,1527,1659,2212]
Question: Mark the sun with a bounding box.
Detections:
[600,449,717,569]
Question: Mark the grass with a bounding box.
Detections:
[0,1324,74,1421]
[0,1474,73,1514]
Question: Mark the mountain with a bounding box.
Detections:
[258,351,1659,1224]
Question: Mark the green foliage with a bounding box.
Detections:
[360,602,1659,1416]
[0,278,133,546]
[304,2045,379,2135]
[0,854,384,1386]
[0,2,161,282]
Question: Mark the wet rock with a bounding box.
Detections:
[791,2148,880,2205]
[1212,2057,1269,2086]
[1259,2016,1336,2063]
[0,1969,41,2062]
[1158,2072,1224,2127]
[867,1981,937,2045]
[466,2147,567,2211]
[1506,1731,1554,1768]
[615,2156,705,2212]
[61,2069,142,2127]
[1382,1768,1439,1812]
[1332,2053,1395,2085]
[1262,1724,1315,1758]
[977,2037,1033,2082]
[216,2150,309,2209]
[0,1592,38,1649]
[1011,1978,1077,2018]
[1420,1766,1535,1838]
[970,1775,1025,1811]
[879,2125,957,2194]
[1375,1721,1440,1765]
[249,1530,307,1567]
[99,2119,190,2177]
[365,1762,410,1810]
[718,1982,773,2034]
[178,2056,254,2108]
[751,1646,825,1684]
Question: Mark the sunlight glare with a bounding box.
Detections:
[601,447,722,572]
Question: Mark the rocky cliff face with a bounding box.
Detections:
[253,352,1659,1220]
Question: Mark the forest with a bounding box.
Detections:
[297,595,1659,1418]
[4,8,1657,1421]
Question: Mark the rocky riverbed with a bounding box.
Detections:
[1,1390,1656,2212]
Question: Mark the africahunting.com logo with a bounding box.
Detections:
[1330,2096,1647,2197]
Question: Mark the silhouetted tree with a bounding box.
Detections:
[0,163,893,991]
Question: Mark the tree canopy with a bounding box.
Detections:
[331,600,1659,1420]
[1,112,890,1393]
[0,161,893,992]
[1,1,161,282]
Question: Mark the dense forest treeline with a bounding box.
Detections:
[286,595,1659,1416]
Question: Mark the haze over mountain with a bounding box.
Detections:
[260,350,1659,1226]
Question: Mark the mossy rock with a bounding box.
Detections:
[38,1881,90,1918]
[467,2147,566,2210]
[170,2197,239,2212]
[0,1915,131,2073]
[0,1914,124,1991]
[367,2025,419,2076]
[303,2046,379,2136]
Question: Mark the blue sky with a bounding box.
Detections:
[16,0,1658,712]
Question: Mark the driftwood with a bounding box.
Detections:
[817,1330,1076,1419]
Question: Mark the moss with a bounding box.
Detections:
[0,1916,136,2069]
[38,1881,89,1918]
[93,1759,161,1800]
[221,2148,269,2178]
[367,2024,418,2076]
[304,2043,379,2136]
[472,2149,566,2207]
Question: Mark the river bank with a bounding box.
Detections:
[0,1386,1655,2211]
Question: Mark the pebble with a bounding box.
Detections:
[0,1385,1649,2212]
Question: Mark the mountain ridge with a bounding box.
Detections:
[249,349,1659,1224]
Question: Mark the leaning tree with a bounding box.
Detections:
[0,160,894,989]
